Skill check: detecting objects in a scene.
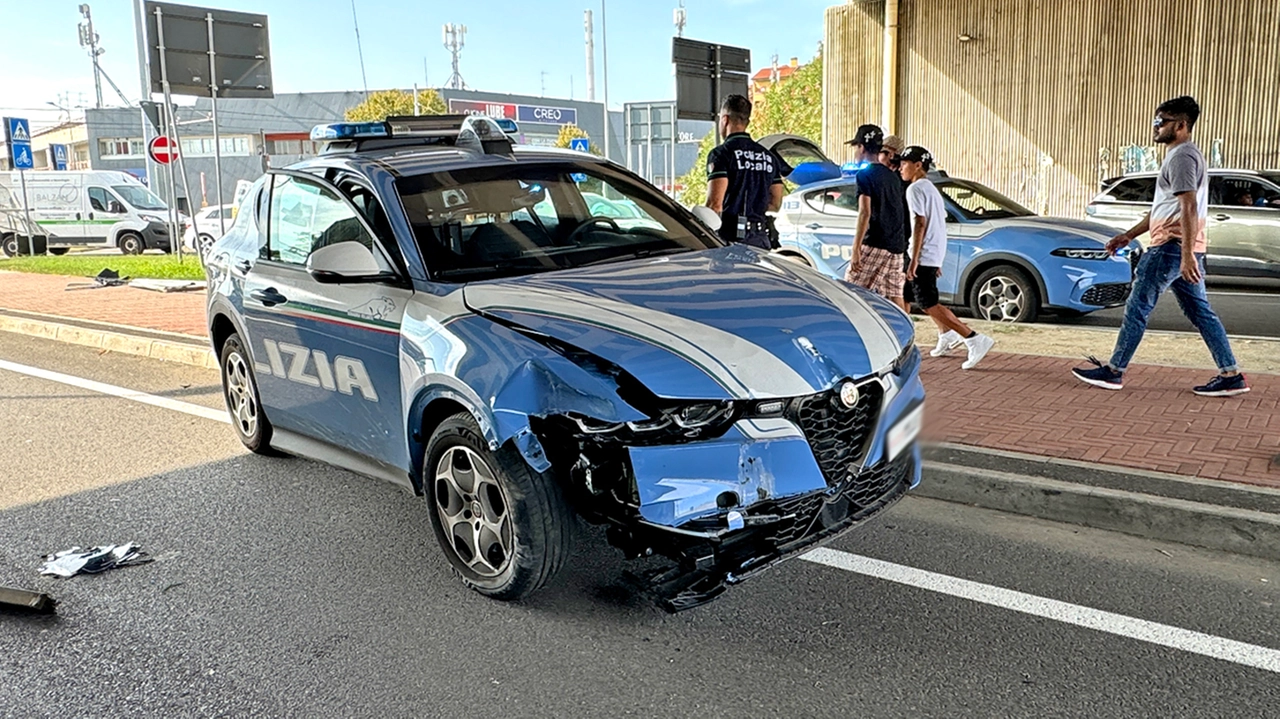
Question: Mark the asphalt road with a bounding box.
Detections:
[2,333,1278,718]
[1046,279,1280,338]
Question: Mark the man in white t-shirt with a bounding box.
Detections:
[898,146,994,370]
[1072,96,1247,396]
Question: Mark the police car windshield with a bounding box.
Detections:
[936,179,1034,220]
[111,185,167,211]
[397,162,719,282]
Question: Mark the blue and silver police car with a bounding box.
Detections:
[205,115,925,611]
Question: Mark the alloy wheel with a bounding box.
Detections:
[433,447,515,578]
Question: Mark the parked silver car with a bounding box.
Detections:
[1087,169,1280,278]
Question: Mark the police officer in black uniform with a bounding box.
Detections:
[704,94,783,250]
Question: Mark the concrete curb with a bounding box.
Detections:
[918,446,1280,562]
[0,313,216,370]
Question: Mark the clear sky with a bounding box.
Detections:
[0,0,829,129]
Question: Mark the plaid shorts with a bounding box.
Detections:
[845,246,906,300]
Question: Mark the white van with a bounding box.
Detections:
[3,170,180,256]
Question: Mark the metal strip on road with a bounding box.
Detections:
[802,548,1280,675]
[0,359,229,425]
[4,357,1278,675]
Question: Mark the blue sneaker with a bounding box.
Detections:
[1193,373,1250,397]
[1072,356,1123,391]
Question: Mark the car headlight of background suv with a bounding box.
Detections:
[1051,248,1112,260]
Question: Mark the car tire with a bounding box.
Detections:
[969,265,1039,323]
[220,332,278,455]
[1,235,17,257]
[118,232,145,255]
[197,234,216,261]
[424,412,575,601]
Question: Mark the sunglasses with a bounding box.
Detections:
[1153,116,1178,128]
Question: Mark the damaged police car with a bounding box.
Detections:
[205,115,924,611]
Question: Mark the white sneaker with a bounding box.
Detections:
[961,334,995,370]
[931,330,963,357]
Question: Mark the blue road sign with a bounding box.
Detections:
[6,117,33,170]
[570,138,589,153]
[51,144,69,171]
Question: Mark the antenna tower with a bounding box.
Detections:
[443,24,468,90]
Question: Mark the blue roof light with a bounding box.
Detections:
[494,118,519,135]
[310,122,390,141]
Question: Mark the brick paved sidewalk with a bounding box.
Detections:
[920,353,1280,488]
[0,271,207,337]
[3,271,1277,488]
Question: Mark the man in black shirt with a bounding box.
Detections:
[844,123,909,311]
[705,94,783,250]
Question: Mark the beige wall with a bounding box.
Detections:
[825,0,1280,217]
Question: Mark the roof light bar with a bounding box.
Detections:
[309,122,389,141]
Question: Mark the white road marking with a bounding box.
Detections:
[0,359,229,424]
[802,547,1280,675]
[5,357,1278,674]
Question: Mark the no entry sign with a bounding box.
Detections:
[148,135,178,165]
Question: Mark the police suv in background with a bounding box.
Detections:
[203,114,926,611]
[763,134,1141,323]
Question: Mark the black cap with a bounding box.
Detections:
[845,124,884,150]
[899,145,934,169]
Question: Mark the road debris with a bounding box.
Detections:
[39,543,153,578]
[65,269,130,291]
[129,279,206,293]
[0,586,57,614]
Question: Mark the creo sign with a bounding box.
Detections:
[517,104,577,125]
[448,100,517,120]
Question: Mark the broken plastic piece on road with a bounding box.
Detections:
[130,279,206,293]
[39,543,153,578]
[0,585,57,614]
[65,269,131,291]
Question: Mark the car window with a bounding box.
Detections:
[396,162,719,282]
[88,187,113,213]
[1102,177,1156,203]
[937,180,1034,220]
[1210,176,1280,208]
[207,209,222,219]
[768,137,828,173]
[805,186,858,217]
[267,174,394,270]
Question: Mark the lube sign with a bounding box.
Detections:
[448,100,577,126]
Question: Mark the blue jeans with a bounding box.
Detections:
[1109,243,1237,373]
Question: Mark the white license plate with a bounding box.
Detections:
[886,403,924,461]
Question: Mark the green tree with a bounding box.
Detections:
[675,53,824,207]
[555,123,602,155]
[344,89,446,121]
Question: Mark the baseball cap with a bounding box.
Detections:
[845,124,884,150]
[899,145,934,169]
[881,134,906,156]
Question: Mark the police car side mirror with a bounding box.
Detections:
[690,205,722,232]
[306,241,394,284]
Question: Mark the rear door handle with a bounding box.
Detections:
[235,259,252,274]
[806,222,823,230]
[1213,213,1231,221]
[249,288,288,307]
[75,212,82,220]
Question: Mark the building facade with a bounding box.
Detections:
[824,0,1280,217]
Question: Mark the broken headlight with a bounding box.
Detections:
[566,401,739,445]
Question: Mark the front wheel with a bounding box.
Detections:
[118,232,145,255]
[424,413,575,601]
[220,333,277,455]
[969,265,1039,323]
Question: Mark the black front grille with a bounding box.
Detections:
[1082,282,1132,307]
[756,452,914,548]
[787,380,884,485]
